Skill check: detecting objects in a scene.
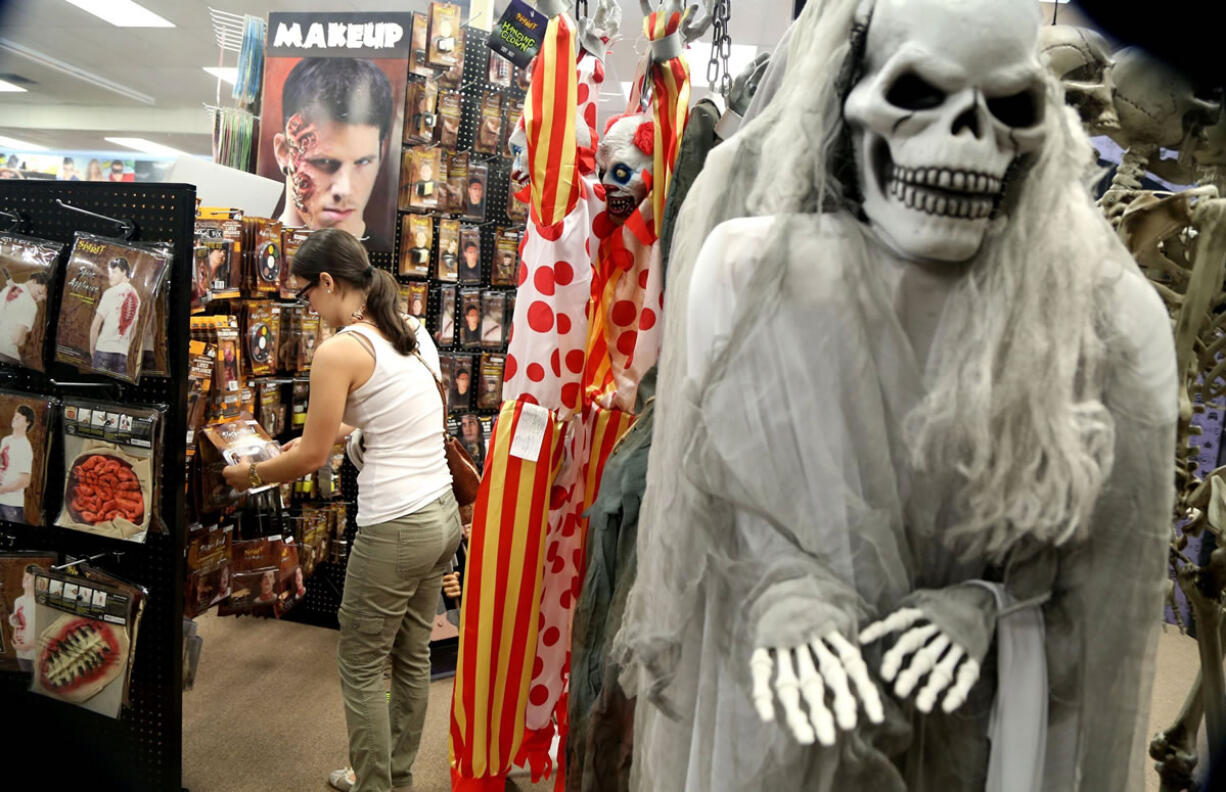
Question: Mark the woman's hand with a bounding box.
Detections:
[281,438,300,454]
[442,573,462,600]
[222,462,252,493]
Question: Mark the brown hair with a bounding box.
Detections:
[291,229,416,355]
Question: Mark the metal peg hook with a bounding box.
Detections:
[54,199,138,240]
[0,208,27,233]
[53,550,125,571]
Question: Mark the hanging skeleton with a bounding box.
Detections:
[1042,28,1226,792]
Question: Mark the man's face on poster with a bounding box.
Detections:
[276,116,383,238]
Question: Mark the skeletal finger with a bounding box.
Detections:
[894,633,950,699]
[825,631,884,724]
[812,636,857,732]
[750,648,775,723]
[796,647,836,746]
[881,623,938,681]
[941,657,981,714]
[916,645,964,714]
[859,607,924,645]
[775,650,815,744]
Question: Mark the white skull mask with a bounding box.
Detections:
[844,0,1049,263]
[1038,25,1120,136]
[597,114,653,222]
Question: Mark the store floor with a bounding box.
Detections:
[184,611,1201,792]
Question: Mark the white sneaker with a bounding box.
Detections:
[329,767,356,791]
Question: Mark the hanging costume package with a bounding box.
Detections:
[401,214,434,279]
[55,234,171,384]
[243,301,281,378]
[459,227,483,284]
[56,400,161,543]
[0,390,57,529]
[450,354,473,413]
[0,553,57,674]
[139,242,173,378]
[478,353,505,409]
[406,78,440,144]
[463,162,489,223]
[196,208,244,300]
[63,558,148,708]
[459,289,483,350]
[438,26,466,90]
[447,152,471,215]
[481,291,505,349]
[200,416,282,512]
[220,535,303,617]
[248,217,283,296]
[185,522,234,618]
[405,146,443,212]
[408,282,429,320]
[29,566,137,719]
[0,233,64,373]
[409,12,434,78]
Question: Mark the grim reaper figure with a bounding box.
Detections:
[613,0,1177,790]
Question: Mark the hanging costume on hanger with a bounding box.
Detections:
[613,1,1175,790]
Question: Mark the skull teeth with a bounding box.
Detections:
[891,165,1001,195]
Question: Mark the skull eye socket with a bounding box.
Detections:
[610,164,634,185]
[885,72,947,111]
[986,89,1044,128]
[1064,63,1104,83]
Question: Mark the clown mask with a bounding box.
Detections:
[597,114,654,222]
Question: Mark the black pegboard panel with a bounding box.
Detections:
[0,180,193,792]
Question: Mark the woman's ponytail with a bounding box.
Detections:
[366,268,416,355]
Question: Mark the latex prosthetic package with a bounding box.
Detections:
[407,283,428,320]
[481,291,505,349]
[450,354,474,413]
[405,146,443,212]
[0,233,65,373]
[195,209,243,301]
[255,378,288,438]
[0,553,57,673]
[458,227,482,284]
[437,26,465,90]
[400,214,433,279]
[435,285,457,347]
[478,353,505,410]
[446,152,470,215]
[185,521,233,618]
[406,78,440,144]
[55,233,171,384]
[242,301,281,377]
[438,220,461,282]
[437,92,463,149]
[492,228,520,286]
[459,289,483,350]
[0,389,57,528]
[62,558,147,708]
[220,535,303,617]
[56,399,163,542]
[29,566,138,718]
[429,2,462,69]
[489,51,513,87]
[474,92,505,155]
[139,243,173,378]
[463,162,489,223]
[200,416,281,513]
[409,12,433,77]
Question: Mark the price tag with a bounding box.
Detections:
[509,402,549,462]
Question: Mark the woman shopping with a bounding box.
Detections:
[223,228,462,792]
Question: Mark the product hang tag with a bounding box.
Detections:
[509,402,550,462]
[490,0,547,68]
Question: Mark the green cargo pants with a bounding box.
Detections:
[337,490,463,792]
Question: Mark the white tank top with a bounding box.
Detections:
[340,322,452,526]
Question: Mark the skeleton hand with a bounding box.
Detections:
[859,608,981,714]
[749,630,884,746]
[728,53,771,116]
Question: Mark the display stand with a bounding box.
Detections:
[284,27,525,663]
[0,180,194,792]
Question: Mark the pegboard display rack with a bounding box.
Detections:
[286,24,523,642]
[0,180,194,792]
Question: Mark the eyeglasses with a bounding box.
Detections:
[294,280,317,304]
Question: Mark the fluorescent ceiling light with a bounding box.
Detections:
[105,137,188,157]
[0,135,48,151]
[0,38,155,104]
[64,0,174,28]
[203,67,238,85]
[0,79,28,93]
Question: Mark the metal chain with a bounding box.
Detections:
[706,0,733,96]
[575,0,588,20]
